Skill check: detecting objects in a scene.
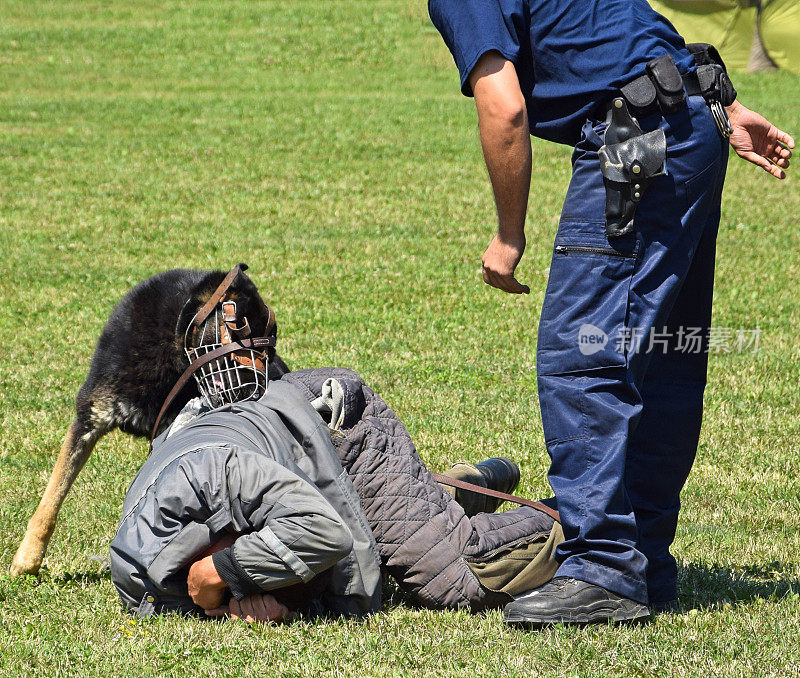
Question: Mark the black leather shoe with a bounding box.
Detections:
[441,457,521,516]
[474,457,521,512]
[503,577,651,628]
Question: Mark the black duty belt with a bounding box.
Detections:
[620,70,698,117]
[617,51,736,137]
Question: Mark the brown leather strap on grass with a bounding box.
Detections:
[194,263,248,329]
[433,472,560,523]
[150,336,275,444]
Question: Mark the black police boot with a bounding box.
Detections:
[503,577,651,628]
[440,457,521,517]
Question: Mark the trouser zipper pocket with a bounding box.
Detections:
[554,244,637,258]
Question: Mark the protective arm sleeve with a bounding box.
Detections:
[212,452,354,600]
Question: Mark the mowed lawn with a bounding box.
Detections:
[1,2,799,676]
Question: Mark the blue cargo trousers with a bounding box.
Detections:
[537,95,730,605]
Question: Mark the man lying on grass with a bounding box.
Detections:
[110,322,574,627]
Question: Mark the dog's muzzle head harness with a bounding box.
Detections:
[150,263,277,442]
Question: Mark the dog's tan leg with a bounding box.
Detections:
[10,420,101,576]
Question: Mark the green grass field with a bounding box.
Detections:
[1,2,799,676]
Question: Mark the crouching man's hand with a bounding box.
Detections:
[205,593,290,624]
[187,554,227,610]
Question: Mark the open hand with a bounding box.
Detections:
[727,101,794,179]
[481,233,530,294]
[205,593,290,624]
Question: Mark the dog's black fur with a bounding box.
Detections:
[11,267,289,576]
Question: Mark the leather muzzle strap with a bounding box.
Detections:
[264,305,277,338]
[194,262,248,329]
[433,473,561,523]
[150,336,275,444]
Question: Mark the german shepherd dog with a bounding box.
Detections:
[10,266,288,577]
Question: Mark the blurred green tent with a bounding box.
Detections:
[649,0,800,73]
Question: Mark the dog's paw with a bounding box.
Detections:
[9,544,44,577]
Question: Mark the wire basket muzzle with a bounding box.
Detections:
[186,342,268,408]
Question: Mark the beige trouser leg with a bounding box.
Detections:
[468,521,565,597]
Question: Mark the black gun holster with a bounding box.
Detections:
[599,45,736,238]
[599,98,667,238]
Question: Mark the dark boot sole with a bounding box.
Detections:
[504,602,651,629]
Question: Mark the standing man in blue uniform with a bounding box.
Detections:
[429,0,794,627]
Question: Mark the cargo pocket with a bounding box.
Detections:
[680,158,724,244]
[536,222,640,377]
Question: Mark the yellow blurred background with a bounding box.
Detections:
[650,0,800,73]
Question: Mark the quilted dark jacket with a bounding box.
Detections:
[283,368,556,611]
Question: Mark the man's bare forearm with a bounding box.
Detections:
[470,54,532,240]
[469,52,532,294]
[477,100,532,239]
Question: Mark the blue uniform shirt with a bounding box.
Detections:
[429,0,694,145]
